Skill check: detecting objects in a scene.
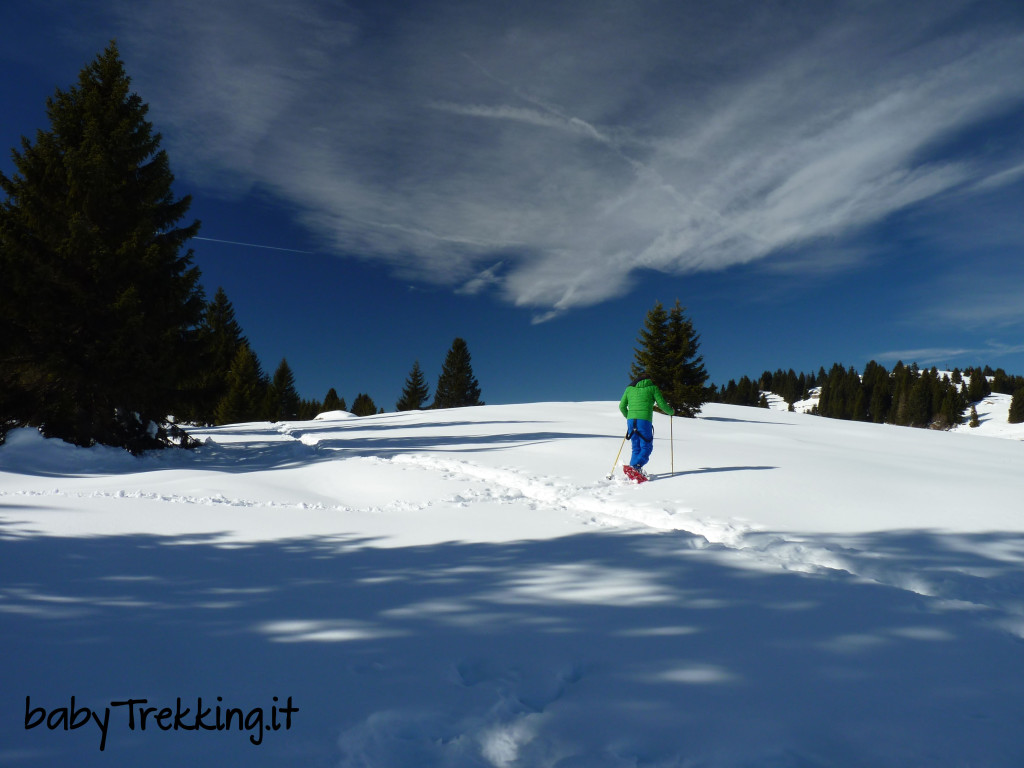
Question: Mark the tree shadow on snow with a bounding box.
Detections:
[0,421,601,477]
[699,415,794,426]
[193,430,603,473]
[3,526,1024,766]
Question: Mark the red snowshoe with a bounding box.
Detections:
[622,465,649,484]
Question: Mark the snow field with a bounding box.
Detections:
[3,401,1024,767]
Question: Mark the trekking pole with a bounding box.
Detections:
[670,414,674,476]
[606,433,628,479]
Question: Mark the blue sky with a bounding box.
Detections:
[4,0,1024,408]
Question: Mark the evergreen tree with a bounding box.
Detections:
[780,369,801,405]
[1009,388,1024,424]
[937,386,965,429]
[215,342,266,425]
[889,361,913,425]
[818,363,854,420]
[186,287,246,424]
[664,301,709,417]
[351,393,378,417]
[297,397,323,420]
[630,301,670,385]
[433,338,483,409]
[966,367,991,403]
[631,300,708,417]
[322,388,344,412]
[863,361,892,423]
[266,359,301,422]
[736,376,759,406]
[396,361,430,411]
[0,42,203,452]
[906,375,933,427]
[852,389,868,421]
[969,405,980,428]
[1001,372,1024,395]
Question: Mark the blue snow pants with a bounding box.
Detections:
[627,418,654,468]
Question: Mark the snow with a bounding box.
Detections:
[314,410,357,421]
[953,392,1024,440]
[3,401,1024,767]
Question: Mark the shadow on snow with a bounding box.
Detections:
[0,420,602,477]
[2,526,1024,766]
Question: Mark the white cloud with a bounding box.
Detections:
[111,0,1024,316]
[876,343,1024,366]
[919,289,1024,331]
[972,161,1024,192]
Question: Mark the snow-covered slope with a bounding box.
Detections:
[952,391,1024,439]
[2,402,1024,767]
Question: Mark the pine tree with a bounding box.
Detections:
[1009,388,1024,424]
[322,388,344,412]
[736,376,759,406]
[937,387,965,429]
[938,374,966,428]
[0,42,203,452]
[351,393,378,417]
[664,301,709,417]
[267,359,301,421]
[631,300,708,417]
[215,343,266,425]
[432,338,483,409]
[187,287,246,424]
[780,369,800,405]
[969,405,981,428]
[966,367,991,403]
[817,364,847,420]
[906,375,932,427]
[630,301,670,385]
[297,398,323,420]
[889,361,913,425]
[396,361,431,411]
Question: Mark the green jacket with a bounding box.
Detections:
[619,378,674,420]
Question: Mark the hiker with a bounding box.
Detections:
[619,374,674,479]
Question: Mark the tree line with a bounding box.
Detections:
[0,43,482,453]
[713,362,1024,427]
[184,287,484,425]
[627,301,1024,430]
[215,334,482,423]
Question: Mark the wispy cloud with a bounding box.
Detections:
[918,286,1024,330]
[876,343,1024,366]
[109,0,1024,319]
[971,161,1024,193]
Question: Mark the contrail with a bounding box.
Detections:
[193,236,314,254]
